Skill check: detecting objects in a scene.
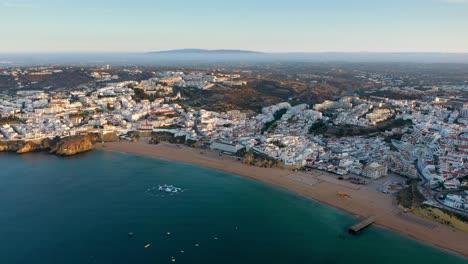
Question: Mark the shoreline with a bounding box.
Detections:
[97,141,468,258]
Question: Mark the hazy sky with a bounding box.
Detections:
[1,0,468,53]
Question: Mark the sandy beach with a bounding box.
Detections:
[98,141,468,258]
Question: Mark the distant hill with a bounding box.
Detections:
[147,49,263,55]
[143,50,468,63]
[2,51,468,65]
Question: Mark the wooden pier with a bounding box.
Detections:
[348,216,376,234]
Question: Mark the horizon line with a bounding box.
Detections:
[2,50,468,55]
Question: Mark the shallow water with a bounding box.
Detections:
[0,151,465,264]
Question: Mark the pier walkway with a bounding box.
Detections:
[348,216,376,234]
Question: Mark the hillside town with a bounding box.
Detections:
[0,72,467,214]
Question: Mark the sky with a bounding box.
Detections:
[1,0,468,53]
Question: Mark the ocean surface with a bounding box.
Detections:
[0,151,465,264]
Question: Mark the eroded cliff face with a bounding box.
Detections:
[50,136,94,156]
[85,132,120,143]
[0,132,121,156]
[17,142,44,154]
[0,138,53,154]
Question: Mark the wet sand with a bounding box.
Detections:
[98,141,468,258]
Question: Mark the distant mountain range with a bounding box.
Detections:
[143,50,468,63]
[147,49,263,54]
[2,50,468,65]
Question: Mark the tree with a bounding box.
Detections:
[337,128,345,137]
[107,103,115,111]
[308,119,327,134]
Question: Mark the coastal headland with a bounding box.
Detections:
[98,141,468,258]
[0,132,119,156]
[0,136,94,156]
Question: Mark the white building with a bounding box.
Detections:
[210,140,244,154]
[362,162,388,179]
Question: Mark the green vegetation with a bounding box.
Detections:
[126,131,141,142]
[97,94,116,98]
[397,183,425,208]
[174,86,194,99]
[261,120,276,133]
[261,108,287,134]
[405,179,418,185]
[151,131,185,144]
[106,103,115,111]
[271,140,286,148]
[384,133,403,143]
[273,108,288,120]
[378,118,413,131]
[308,119,327,134]
[150,131,199,147]
[132,88,158,102]
[154,125,181,130]
[309,118,412,138]
[414,207,468,231]
[241,150,279,168]
[458,175,468,191]
[0,116,25,125]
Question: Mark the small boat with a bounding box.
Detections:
[128,232,134,237]
[144,243,151,249]
[158,185,183,193]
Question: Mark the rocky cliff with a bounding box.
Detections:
[0,137,92,156]
[0,138,53,154]
[0,131,120,156]
[84,132,120,143]
[50,136,94,156]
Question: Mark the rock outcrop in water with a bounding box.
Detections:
[49,136,94,156]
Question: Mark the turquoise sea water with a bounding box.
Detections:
[0,151,465,264]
